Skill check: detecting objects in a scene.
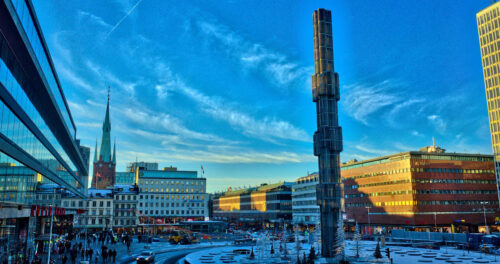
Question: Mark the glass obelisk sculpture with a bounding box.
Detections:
[312,8,344,260]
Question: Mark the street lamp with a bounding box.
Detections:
[434,212,437,230]
[480,202,489,235]
[365,206,371,235]
[47,187,63,264]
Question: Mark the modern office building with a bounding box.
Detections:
[136,167,208,233]
[127,161,158,172]
[116,171,136,185]
[477,1,500,207]
[341,145,499,233]
[113,184,139,233]
[0,0,89,261]
[212,182,293,228]
[312,8,343,259]
[92,89,116,189]
[292,173,320,227]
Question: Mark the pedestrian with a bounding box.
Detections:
[102,249,108,264]
[61,255,67,264]
[89,248,93,263]
[107,249,113,263]
[112,249,116,263]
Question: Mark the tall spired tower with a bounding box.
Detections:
[92,87,116,189]
[312,8,344,260]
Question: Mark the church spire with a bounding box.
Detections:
[93,139,98,163]
[112,138,116,164]
[99,86,112,162]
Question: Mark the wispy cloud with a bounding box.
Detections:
[342,80,403,125]
[198,20,311,89]
[427,114,447,134]
[154,63,311,143]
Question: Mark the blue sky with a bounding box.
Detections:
[33,0,491,192]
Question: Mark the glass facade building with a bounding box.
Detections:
[477,1,500,207]
[0,0,88,261]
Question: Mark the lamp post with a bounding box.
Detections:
[434,212,437,231]
[47,187,61,264]
[84,198,91,261]
[480,202,489,234]
[365,206,371,235]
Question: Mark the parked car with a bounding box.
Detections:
[136,251,155,264]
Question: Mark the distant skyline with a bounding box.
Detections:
[33,0,492,192]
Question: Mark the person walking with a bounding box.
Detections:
[107,249,113,264]
[61,255,68,264]
[112,249,116,263]
[101,249,108,264]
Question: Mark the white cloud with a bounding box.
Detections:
[198,20,311,88]
[427,114,447,134]
[343,80,402,125]
[154,64,311,143]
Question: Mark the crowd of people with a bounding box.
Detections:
[29,231,135,264]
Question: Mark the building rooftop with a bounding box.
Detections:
[295,172,318,183]
[341,150,493,171]
[217,181,293,197]
[140,169,200,179]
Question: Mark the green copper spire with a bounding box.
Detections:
[99,87,112,162]
[112,138,116,164]
[93,139,98,163]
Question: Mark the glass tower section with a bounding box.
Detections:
[477,2,500,207]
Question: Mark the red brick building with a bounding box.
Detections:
[342,146,499,233]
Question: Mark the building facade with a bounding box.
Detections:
[477,1,500,206]
[92,90,116,189]
[0,0,89,261]
[84,189,114,231]
[136,168,208,233]
[213,182,293,228]
[292,173,320,226]
[341,148,499,233]
[113,184,139,233]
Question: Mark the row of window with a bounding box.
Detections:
[114,211,134,217]
[418,200,499,206]
[346,200,500,207]
[292,208,319,214]
[343,167,493,180]
[140,180,204,186]
[347,179,410,189]
[115,204,135,209]
[413,179,496,184]
[81,218,135,226]
[415,190,497,195]
[345,190,411,198]
[114,195,136,200]
[139,202,205,208]
[292,200,318,206]
[139,194,205,200]
[138,209,204,216]
[139,188,203,193]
